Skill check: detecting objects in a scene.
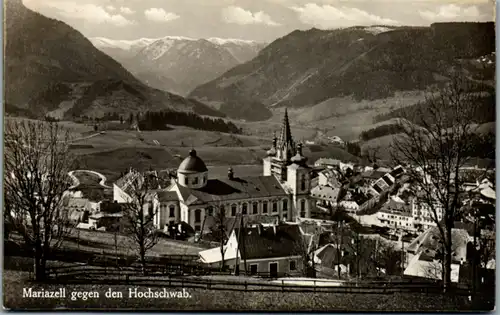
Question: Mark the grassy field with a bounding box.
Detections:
[3,269,479,311]
[289,91,427,141]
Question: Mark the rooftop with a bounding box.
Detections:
[174,175,287,205]
[157,190,179,202]
[235,224,304,260]
[406,226,470,264]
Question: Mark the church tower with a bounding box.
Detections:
[262,109,312,220]
[287,143,311,219]
[262,109,296,181]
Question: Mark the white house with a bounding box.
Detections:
[199,223,305,277]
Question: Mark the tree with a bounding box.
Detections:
[4,120,74,281]
[331,216,347,279]
[391,75,481,292]
[121,174,159,275]
[370,239,401,277]
[209,202,228,271]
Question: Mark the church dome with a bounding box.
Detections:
[267,147,277,156]
[291,143,307,164]
[178,149,208,173]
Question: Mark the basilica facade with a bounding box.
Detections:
[146,110,313,232]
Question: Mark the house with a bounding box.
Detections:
[313,244,349,277]
[311,185,341,207]
[64,198,92,223]
[370,173,396,196]
[404,226,470,282]
[88,211,124,231]
[199,223,305,277]
[317,169,343,188]
[113,169,142,203]
[377,199,414,231]
[339,201,360,213]
[314,158,341,169]
[327,136,344,146]
[410,197,444,231]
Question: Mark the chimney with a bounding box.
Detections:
[228,167,234,180]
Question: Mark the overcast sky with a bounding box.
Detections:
[23,0,495,42]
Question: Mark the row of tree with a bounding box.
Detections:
[359,124,406,142]
[137,110,242,134]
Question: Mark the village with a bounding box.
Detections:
[60,110,496,288]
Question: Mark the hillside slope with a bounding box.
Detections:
[4,0,223,119]
[189,24,495,121]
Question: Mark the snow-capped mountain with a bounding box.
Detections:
[90,36,267,95]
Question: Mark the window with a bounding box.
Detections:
[282,199,288,211]
[207,206,214,217]
[169,205,175,217]
[272,201,278,213]
[195,209,201,223]
[300,199,306,211]
[289,261,296,271]
[231,204,237,216]
[250,264,258,275]
[262,202,268,213]
[193,177,198,185]
[195,225,200,232]
[301,176,306,191]
[184,177,188,186]
[242,203,248,215]
[252,202,258,214]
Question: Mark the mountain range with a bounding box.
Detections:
[5,0,223,120]
[189,24,495,121]
[90,36,266,96]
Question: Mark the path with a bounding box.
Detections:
[68,170,112,189]
[70,133,102,143]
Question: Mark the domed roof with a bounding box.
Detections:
[291,143,307,164]
[267,147,277,156]
[178,149,208,173]
[291,153,307,164]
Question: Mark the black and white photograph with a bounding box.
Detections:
[2,0,496,311]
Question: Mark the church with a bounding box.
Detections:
[116,110,313,232]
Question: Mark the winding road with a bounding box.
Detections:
[68,170,112,189]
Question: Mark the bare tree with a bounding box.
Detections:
[391,75,481,292]
[331,220,346,279]
[370,239,401,277]
[208,201,227,271]
[292,227,318,278]
[121,174,159,275]
[4,120,74,281]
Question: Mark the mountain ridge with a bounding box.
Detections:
[189,23,495,121]
[90,36,267,96]
[5,0,224,119]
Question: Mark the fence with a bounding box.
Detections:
[44,263,473,296]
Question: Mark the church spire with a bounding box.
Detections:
[276,108,295,161]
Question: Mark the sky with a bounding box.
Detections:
[23,0,495,42]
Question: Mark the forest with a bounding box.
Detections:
[137,110,242,134]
